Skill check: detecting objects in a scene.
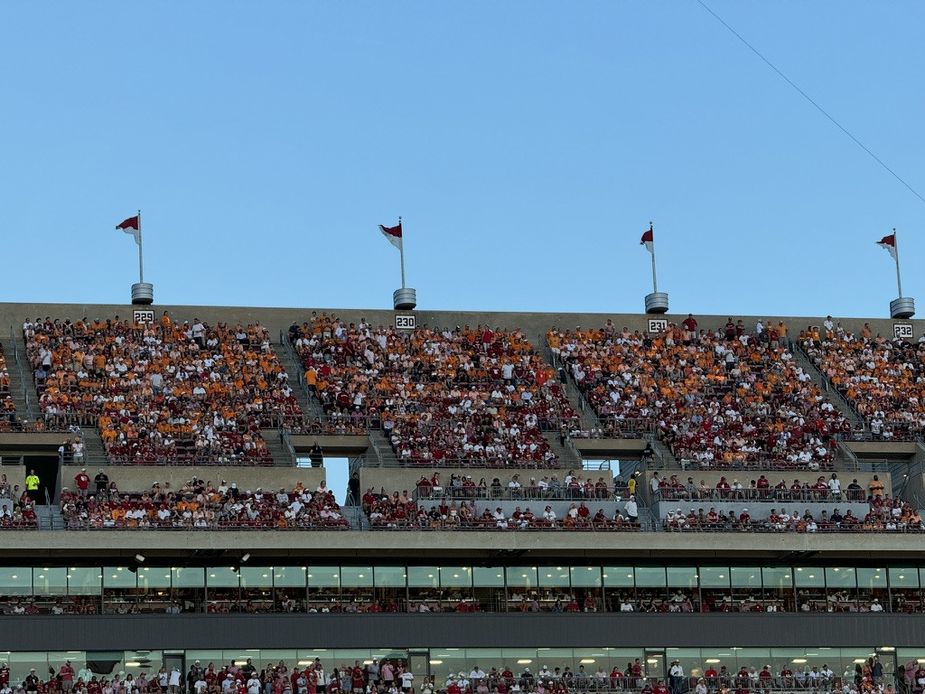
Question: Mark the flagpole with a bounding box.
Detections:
[649,222,658,293]
[137,209,144,284]
[398,216,406,289]
[893,228,903,297]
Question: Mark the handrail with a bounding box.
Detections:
[653,487,869,503]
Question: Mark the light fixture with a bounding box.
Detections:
[705,659,721,664]
[125,662,141,668]
[579,659,595,665]
[430,660,444,666]
[879,647,895,652]
[792,659,807,664]
[241,554,251,563]
[516,660,532,665]
[135,554,146,563]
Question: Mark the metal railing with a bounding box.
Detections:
[413,485,629,502]
[653,487,869,503]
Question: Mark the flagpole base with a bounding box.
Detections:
[131,282,154,305]
[394,287,417,311]
[890,297,915,319]
[645,292,669,314]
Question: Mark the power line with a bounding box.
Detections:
[695,0,925,207]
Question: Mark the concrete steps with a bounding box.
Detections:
[36,505,65,530]
[2,337,36,422]
[260,428,295,467]
[543,432,582,470]
[343,505,370,530]
[791,340,866,431]
[367,429,400,467]
[274,341,326,422]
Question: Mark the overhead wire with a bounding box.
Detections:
[695,0,925,207]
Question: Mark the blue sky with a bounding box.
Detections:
[1,1,924,318]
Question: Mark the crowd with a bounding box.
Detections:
[411,472,628,501]
[548,318,851,470]
[59,476,349,530]
[4,655,916,694]
[663,494,922,533]
[24,315,302,464]
[0,473,38,529]
[289,315,576,467]
[800,323,925,440]
[362,489,640,530]
[651,472,873,503]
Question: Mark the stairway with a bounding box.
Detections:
[79,427,107,465]
[790,341,866,431]
[543,432,583,470]
[367,429,400,467]
[261,428,295,466]
[35,504,65,531]
[2,338,37,422]
[274,341,326,421]
[343,505,370,531]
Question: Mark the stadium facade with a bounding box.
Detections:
[0,301,924,689]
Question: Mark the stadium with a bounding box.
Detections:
[0,300,924,693]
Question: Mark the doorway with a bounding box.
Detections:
[24,455,59,505]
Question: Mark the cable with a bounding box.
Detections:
[695,0,925,207]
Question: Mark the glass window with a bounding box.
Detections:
[634,567,666,587]
[794,567,824,587]
[506,567,538,589]
[240,568,273,588]
[570,567,602,588]
[407,567,438,588]
[473,567,504,587]
[339,566,373,587]
[67,567,102,595]
[103,567,136,589]
[274,566,306,588]
[137,567,171,589]
[0,567,31,595]
[375,566,408,588]
[33,567,67,595]
[666,567,697,588]
[307,567,340,588]
[762,567,793,589]
[172,567,205,588]
[889,568,919,588]
[730,567,762,588]
[857,568,887,589]
[825,567,856,589]
[440,567,473,588]
[603,567,635,588]
[698,567,730,588]
[207,568,240,588]
[538,567,570,588]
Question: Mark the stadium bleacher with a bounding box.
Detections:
[800,326,925,440]
[23,316,301,464]
[549,321,851,471]
[289,315,576,467]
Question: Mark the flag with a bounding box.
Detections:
[640,226,654,254]
[876,233,897,260]
[379,221,402,251]
[117,215,141,246]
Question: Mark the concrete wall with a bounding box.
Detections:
[653,501,871,520]
[645,471,890,490]
[358,468,609,495]
[0,528,922,560]
[1,612,923,651]
[60,465,327,494]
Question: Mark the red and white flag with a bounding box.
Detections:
[640,225,654,254]
[116,215,141,246]
[379,221,402,251]
[876,233,897,260]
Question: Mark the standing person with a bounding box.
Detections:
[25,470,40,498]
[669,661,684,694]
[74,470,90,498]
[60,661,75,694]
[94,470,110,495]
[400,670,414,694]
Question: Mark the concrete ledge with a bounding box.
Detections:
[845,441,918,460]
[60,465,327,494]
[573,439,647,458]
[0,528,923,560]
[290,435,370,456]
[0,611,923,651]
